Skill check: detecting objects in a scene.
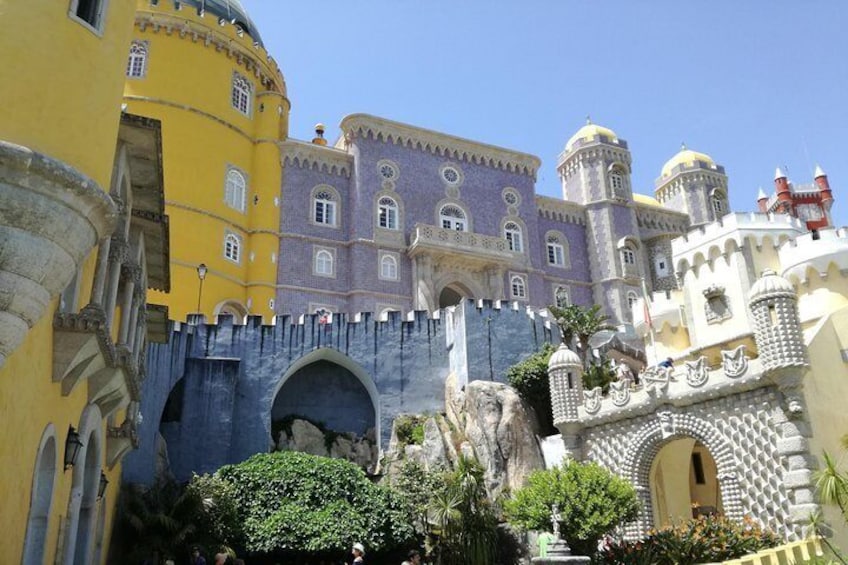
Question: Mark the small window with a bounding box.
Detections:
[225,168,246,212]
[610,172,624,194]
[224,232,242,263]
[622,248,636,265]
[315,249,334,277]
[691,452,706,485]
[71,0,105,29]
[511,275,527,300]
[627,291,638,309]
[655,255,669,277]
[547,235,566,267]
[712,196,726,216]
[380,254,398,280]
[378,197,399,230]
[554,286,569,308]
[504,222,523,252]
[232,73,252,116]
[314,190,337,226]
[439,205,467,232]
[126,41,148,78]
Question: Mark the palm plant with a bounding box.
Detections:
[549,304,615,368]
[810,434,848,564]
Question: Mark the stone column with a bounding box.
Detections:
[88,237,112,307]
[117,264,140,346]
[126,285,144,355]
[104,238,128,330]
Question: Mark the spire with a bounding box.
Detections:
[814,164,827,179]
[757,187,768,200]
[774,166,787,180]
[585,115,592,125]
[680,142,687,151]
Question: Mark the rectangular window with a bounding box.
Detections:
[622,249,636,265]
[315,201,335,226]
[547,243,564,266]
[70,0,106,31]
[231,73,252,116]
[691,452,706,485]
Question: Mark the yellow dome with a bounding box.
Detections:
[565,123,618,152]
[661,147,716,178]
[633,193,663,208]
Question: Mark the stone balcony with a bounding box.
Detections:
[408,223,525,267]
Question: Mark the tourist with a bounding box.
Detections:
[190,547,206,565]
[401,549,421,565]
[351,542,366,564]
[658,357,673,369]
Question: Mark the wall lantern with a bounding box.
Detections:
[97,471,109,500]
[64,426,84,471]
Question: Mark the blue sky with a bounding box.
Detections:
[241,1,847,225]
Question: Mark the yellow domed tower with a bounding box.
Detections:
[124,0,290,321]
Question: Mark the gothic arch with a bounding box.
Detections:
[433,271,487,303]
[271,349,382,449]
[22,424,58,565]
[619,410,743,538]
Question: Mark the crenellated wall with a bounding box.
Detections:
[125,299,559,484]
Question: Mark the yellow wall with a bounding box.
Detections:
[125,1,289,322]
[0,1,136,188]
[650,439,721,527]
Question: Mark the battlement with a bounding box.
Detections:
[632,291,685,336]
[535,195,587,225]
[136,1,285,94]
[673,212,806,273]
[780,226,848,284]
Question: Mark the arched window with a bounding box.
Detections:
[126,41,148,78]
[378,196,399,230]
[711,190,727,218]
[504,222,523,252]
[313,189,337,226]
[231,73,252,115]
[22,427,57,565]
[511,275,527,299]
[380,254,398,280]
[627,291,639,311]
[315,249,334,276]
[224,232,241,263]
[439,205,467,231]
[546,233,568,267]
[225,169,246,212]
[609,165,627,197]
[622,248,636,265]
[554,286,570,308]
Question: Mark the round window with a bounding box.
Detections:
[379,163,396,180]
[504,191,518,205]
[442,166,460,185]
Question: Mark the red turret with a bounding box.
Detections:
[774,167,792,212]
[815,164,833,210]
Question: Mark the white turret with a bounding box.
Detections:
[748,270,807,373]
[549,343,583,425]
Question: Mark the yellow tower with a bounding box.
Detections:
[0,1,171,563]
[124,0,290,322]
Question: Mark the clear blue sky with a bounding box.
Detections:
[242,1,847,225]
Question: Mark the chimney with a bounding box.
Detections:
[311,123,327,146]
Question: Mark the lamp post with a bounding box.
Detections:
[97,470,109,500]
[64,425,83,471]
[196,263,207,314]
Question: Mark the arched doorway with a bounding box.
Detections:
[438,281,475,308]
[63,404,102,565]
[650,438,721,527]
[22,425,58,564]
[271,350,379,469]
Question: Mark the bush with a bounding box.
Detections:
[504,460,639,556]
[594,514,781,565]
[395,415,426,447]
[506,343,556,434]
[216,451,415,558]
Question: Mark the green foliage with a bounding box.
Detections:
[594,515,780,565]
[506,343,556,434]
[810,434,848,565]
[186,473,242,549]
[216,451,415,556]
[504,460,640,556]
[548,304,614,368]
[393,460,443,534]
[395,414,426,447]
[584,360,616,394]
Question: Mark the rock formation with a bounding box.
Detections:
[275,419,378,471]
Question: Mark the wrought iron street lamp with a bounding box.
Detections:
[97,470,109,500]
[196,263,208,314]
[64,425,83,471]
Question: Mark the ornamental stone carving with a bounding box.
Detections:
[0,141,116,366]
[685,356,709,387]
[583,387,602,414]
[610,380,631,406]
[721,344,749,377]
[643,366,674,396]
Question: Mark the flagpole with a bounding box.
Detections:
[640,277,658,367]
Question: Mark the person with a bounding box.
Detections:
[401,549,421,565]
[352,542,365,564]
[191,547,206,565]
[658,357,673,369]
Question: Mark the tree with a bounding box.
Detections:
[215,451,415,558]
[504,460,639,556]
[548,304,615,368]
[810,434,848,564]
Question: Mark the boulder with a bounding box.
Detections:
[277,419,328,458]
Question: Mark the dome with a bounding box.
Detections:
[564,122,618,152]
[661,146,716,178]
[749,269,796,302]
[548,343,582,371]
[181,0,264,46]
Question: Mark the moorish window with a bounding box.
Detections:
[380,254,398,280]
[315,249,334,277]
[378,196,399,230]
[439,204,467,231]
[546,233,567,267]
[224,232,242,263]
[511,275,527,300]
[504,222,523,253]
[126,41,148,78]
[224,168,246,212]
[313,190,337,226]
[231,73,252,115]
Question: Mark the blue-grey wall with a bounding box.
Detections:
[124,301,559,484]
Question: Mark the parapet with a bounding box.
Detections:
[779,227,848,285]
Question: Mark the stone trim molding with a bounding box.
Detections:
[339,114,540,178]
[124,95,254,142]
[0,141,117,366]
[535,195,587,226]
[281,140,352,178]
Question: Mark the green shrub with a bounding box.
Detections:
[594,514,781,565]
[504,460,639,556]
[395,414,426,447]
[506,343,556,434]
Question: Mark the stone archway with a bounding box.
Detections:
[270,349,381,464]
[63,404,103,565]
[619,409,742,539]
[650,439,722,527]
[22,425,58,565]
[439,283,471,308]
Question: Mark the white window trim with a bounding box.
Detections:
[439,163,464,187]
[545,231,570,269]
[231,72,253,116]
[438,203,469,232]
[378,251,400,281]
[622,248,636,265]
[553,285,570,308]
[313,246,336,278]
[376,304,402,321]
[655,255,669,277]
[224,231,242,264]
[224,166,247,213]
[377,196,400,231]
[68,0,108,36]
[126,40,148,79]
[311,185,340,229]
[509,272,529,301]
[504,222,524,253]
[377,159,400,182]
[626,291,639,309]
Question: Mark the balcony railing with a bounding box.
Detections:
[408,223,524,264]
